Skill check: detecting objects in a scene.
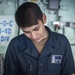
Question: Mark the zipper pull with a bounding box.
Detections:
[30,65,32,71]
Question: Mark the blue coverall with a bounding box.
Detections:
[3,26,74,75]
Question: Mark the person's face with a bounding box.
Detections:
[22,14,47,43]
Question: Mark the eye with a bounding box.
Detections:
[34,27,39,31]
[25,31,30,34]
[23,31,30,34]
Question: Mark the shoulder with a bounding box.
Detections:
[46,26,68,42]
[50,30,70,47]
[46,26,69,44]
[8,34,30,49]
[53,32,70,47]
[52,31,68,41]
[6,34,32,54]
[11,34,28,43]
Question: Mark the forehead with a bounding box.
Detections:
[22,25,38,32]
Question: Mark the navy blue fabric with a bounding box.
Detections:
[3,26,74,75]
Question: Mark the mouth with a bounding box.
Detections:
[33,38,40,42]
[34,39,40,41]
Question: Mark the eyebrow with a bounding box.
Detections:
[23,26,39,33]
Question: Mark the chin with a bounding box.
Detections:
[33,39,40,42]
[35,39,42,43]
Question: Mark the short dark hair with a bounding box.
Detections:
[15,2,43,27]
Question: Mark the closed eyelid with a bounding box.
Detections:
[33,26,39,31]
[22,25,39,33]
[23,30,30,33]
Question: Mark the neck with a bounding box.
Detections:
[43,29,49,40]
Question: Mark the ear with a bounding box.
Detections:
[42,14,47,24]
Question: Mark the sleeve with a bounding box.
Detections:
[61,36,74,75]
[3,40,19,75]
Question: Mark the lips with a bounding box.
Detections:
[33,37,40,42]
[34,38,40,41]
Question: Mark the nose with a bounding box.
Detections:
[31,32,37,40]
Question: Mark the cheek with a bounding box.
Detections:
[36,32,41,36]
[39,28,45,36]
[36,32,43,38]
[24,33,31,39]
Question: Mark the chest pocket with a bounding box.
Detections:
[48,63,61,70]
[48,60,61,75]
[48,54,62,70]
